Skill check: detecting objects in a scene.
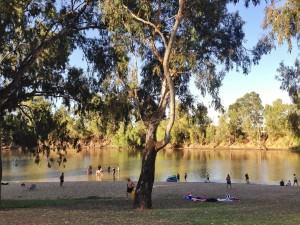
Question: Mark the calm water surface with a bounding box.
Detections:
[2,148,300,185]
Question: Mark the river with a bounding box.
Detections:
[2,148,300,185]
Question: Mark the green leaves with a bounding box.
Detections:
[264,0,300,51]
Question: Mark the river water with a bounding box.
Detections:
[2,148,300,185]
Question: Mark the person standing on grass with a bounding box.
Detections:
[293,174,298,186]
[226,174,231,188]
[60,172,64,187]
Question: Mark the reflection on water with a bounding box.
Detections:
[2,148,300,185]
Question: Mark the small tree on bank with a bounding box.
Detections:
[100,0,263,209]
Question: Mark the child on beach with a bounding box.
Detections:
[126,178,135,198]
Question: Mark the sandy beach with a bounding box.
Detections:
[1,181,300,225]
[2,181,300,202]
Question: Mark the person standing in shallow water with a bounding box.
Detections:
[226,174,231,188]
[60,172,64,187]
[245,173,250,184]
[293,174,298,186]
[177,173,180,182]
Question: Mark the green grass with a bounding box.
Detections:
[0,198,300,225]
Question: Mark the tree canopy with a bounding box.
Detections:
[0,0,112,117]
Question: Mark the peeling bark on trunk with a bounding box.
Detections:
[133,124,158,209]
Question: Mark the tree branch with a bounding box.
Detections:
[122,4,167,48]
[156,0,185,151]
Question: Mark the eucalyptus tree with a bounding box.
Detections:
[228,92,264,143]
[264,99,293,140]
[100,0,263,208]
[276,61,300,137]
[263,0,300,138]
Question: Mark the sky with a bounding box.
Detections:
[70,2,298,124]
[197,2,299,124]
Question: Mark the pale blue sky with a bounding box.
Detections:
[199,2,298,123]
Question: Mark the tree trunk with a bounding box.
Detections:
[133,123,158,209]
[0,122,2,202]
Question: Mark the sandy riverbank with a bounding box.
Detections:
[2,181,300,202]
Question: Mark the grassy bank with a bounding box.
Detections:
[0,195,299,225]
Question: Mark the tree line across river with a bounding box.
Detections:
[1,91,299,153]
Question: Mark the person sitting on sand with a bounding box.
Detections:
[226,174,231,188]
[286,180,291,186]
[126,178,135,198]
[280,179,285,186]
[29,184,37,190]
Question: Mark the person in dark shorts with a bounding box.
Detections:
[226,174,231,188]
[293,174,298,186]
[126,178,135,198]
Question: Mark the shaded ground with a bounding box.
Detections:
[0,182,300,225]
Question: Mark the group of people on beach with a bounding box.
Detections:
[280,174,298,187]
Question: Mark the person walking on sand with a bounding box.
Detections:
[293,174,298,186]
[184,172,187,182]
[245,173,250,184]
[226,174,231,188]
[60,172,64,187]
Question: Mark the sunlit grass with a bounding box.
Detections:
[1,198,300,225]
